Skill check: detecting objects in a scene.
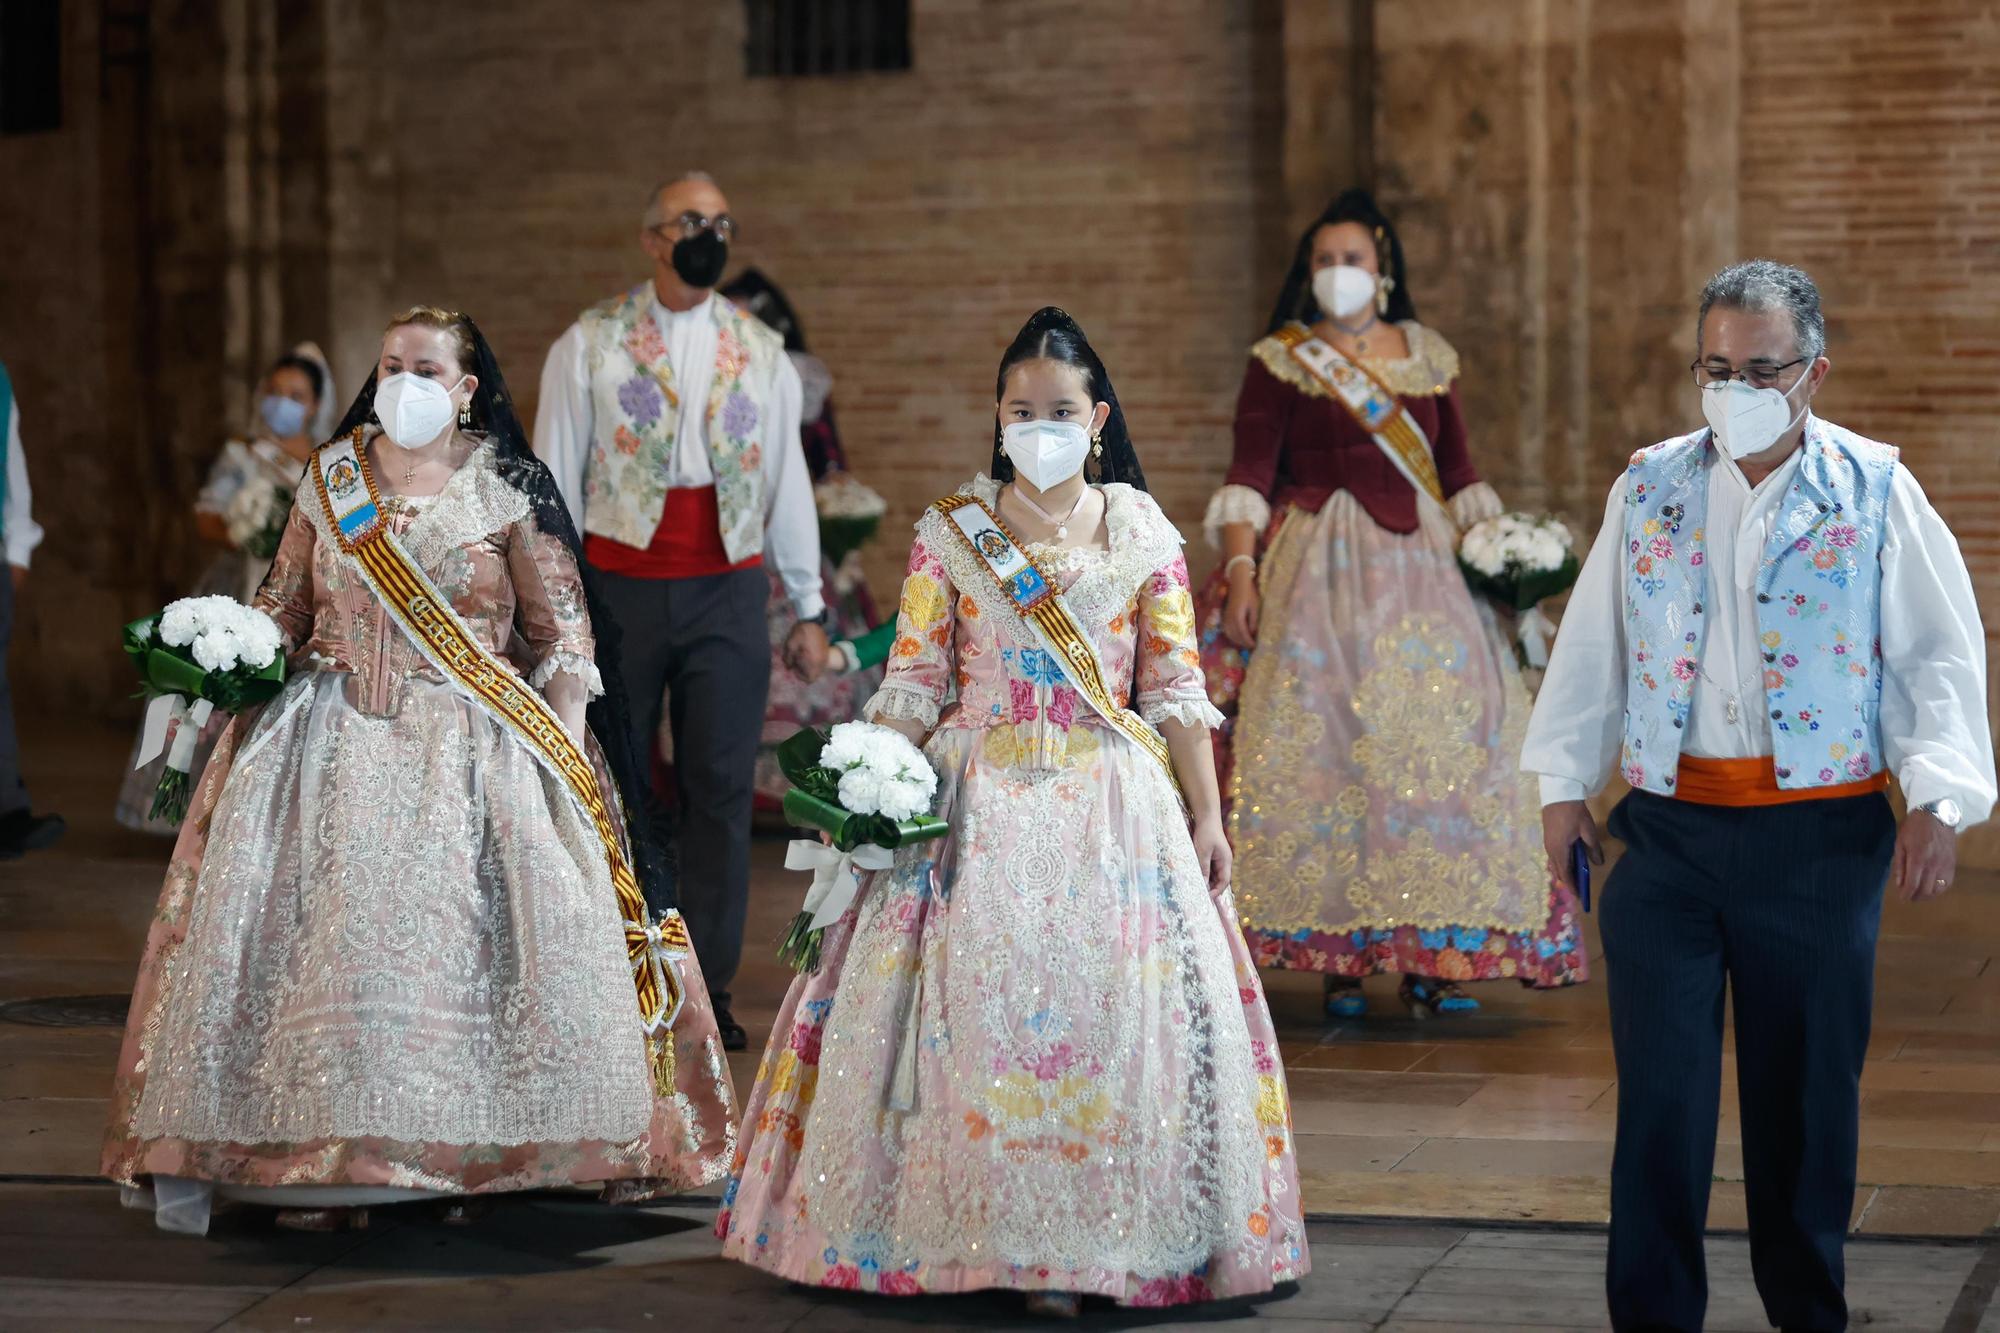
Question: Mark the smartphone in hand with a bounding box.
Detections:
[1571,840,1592,913]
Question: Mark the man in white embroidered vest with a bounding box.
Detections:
[1523,260,1995,1332]
[535,174,829,1051]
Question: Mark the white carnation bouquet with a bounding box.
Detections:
[222,472,294,560]
[776,721,948,972]
[122,595,288,821]
[815,473,889,568]
[1458,512,1580,668]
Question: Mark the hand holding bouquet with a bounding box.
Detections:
[123,596,288,822]
[776,722,948,973]
[1458,512,1580,668]
[222,473,294,560]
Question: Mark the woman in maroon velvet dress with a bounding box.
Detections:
[1194,191,1584,1019]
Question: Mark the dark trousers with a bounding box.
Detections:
[591,564,772,1006]
[1601,789,1894,1332]
[0,570,26,818]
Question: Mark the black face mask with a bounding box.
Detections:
[671,231,729,289]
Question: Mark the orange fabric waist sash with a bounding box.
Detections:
[1673,754,1891,808]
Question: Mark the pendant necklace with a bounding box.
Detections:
[1697,661,1760,726]
[1011,483,1090,541]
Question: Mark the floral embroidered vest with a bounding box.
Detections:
[577,286,784,561]
[1619,417,1898,796]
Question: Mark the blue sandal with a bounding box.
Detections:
[1401,977,1480,1018]
[1323,978,1367,1019]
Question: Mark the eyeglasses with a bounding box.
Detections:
[1690,357,1807,392]
[655,211,737,243]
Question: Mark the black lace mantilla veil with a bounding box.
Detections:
[987,306,1149,493]
[1265,187,1421,335]
[325,317,676,917]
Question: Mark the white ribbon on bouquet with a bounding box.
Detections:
[134,693,215,776]
[1517,605,1557,669]
[785,839,895,930]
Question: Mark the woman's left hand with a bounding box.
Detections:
[1192,815,1232,897]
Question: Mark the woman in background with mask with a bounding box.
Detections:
[1195,190,1585,1018]
[104,307,735,1235]
[719,308,1306,1317]
[115,346,334,834]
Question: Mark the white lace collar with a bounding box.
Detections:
[921,474,1184,641]
[306,433,530,573]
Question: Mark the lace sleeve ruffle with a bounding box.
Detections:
[1201,485,1272,549]
[1449,480,1505,530]
[865,684,940,731]
[1142,697,1226,731]
[530,651,605,699]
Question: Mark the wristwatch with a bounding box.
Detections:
[1921,798,1963,831]
[797,608,830,629]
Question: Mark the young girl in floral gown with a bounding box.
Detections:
[718,309,1307,1317]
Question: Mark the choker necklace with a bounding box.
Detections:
[1331,311,1382,355]
[1011,483,1090,541]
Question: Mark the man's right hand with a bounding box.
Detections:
[1542,799,1603,891]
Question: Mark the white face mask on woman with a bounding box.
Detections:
[1001,419,1091,491]
[1312,264,1378,321]
[1700,371,1811,461]
[374,372,464,449]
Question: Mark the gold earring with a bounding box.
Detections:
[459,399,473,428]
[1091,434,1104,458]
[1376,274,1394,317]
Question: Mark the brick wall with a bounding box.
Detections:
[315,0,1288,605]
[1739,0,2000,811]
[4,1,1995,865]
[1741,0,2000,860]
[1358,0,2000,861]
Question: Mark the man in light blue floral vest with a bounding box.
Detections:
[1524,261,1995,1331]
[536,174,829,1051]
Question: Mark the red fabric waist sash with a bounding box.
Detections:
[584,485,762,580]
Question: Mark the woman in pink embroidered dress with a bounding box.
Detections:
[718,310,1307,1318]
[102,308,735,1234]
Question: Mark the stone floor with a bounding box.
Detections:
[0,1185,1995,1332]
[5,720,2000,1328]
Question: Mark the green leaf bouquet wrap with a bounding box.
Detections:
[776,723,948,973]
[123,596,288,822]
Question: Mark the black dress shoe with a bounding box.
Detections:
[0,810,64,860]
[713,1003,749,1052]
